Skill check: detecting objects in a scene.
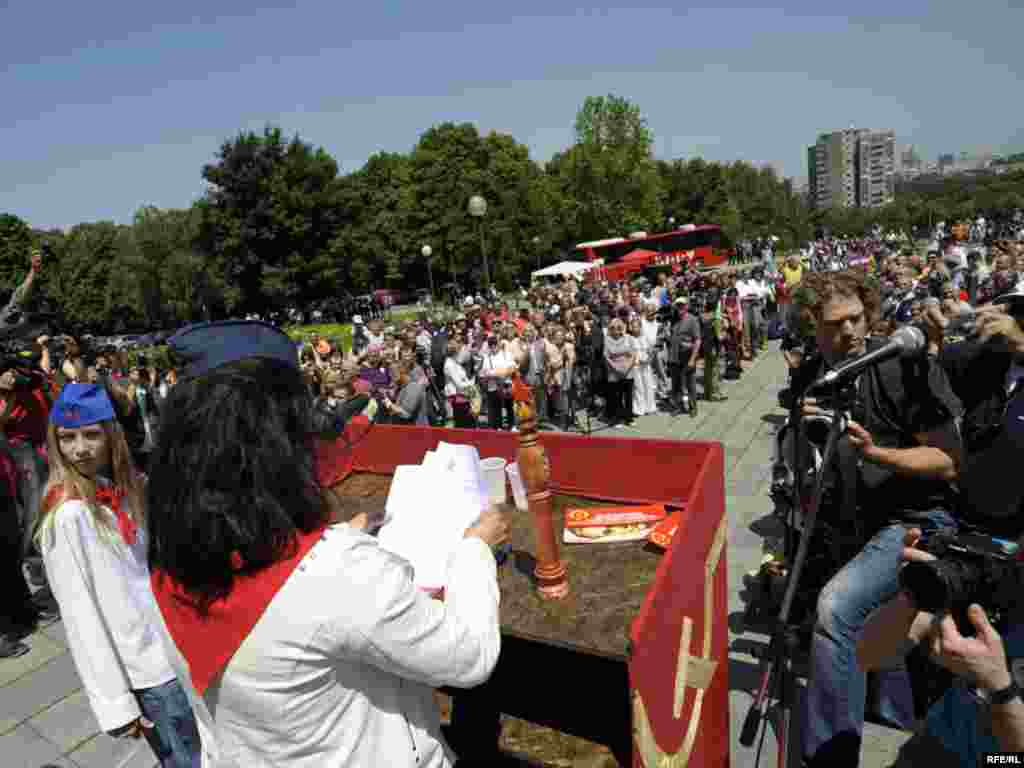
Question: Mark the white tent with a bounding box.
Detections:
[531,260,601,281]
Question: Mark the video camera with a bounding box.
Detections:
[900,530,1022,634]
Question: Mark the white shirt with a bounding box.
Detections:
[154,524,500,768]
[478,348,513,392]
[443,356,472,397]
[41,498,176,731]
[641,317,660,351]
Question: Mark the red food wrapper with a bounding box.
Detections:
[647,511,682,550]
[564,504,668,529]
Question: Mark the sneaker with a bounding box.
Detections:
[0,637,30,659]
[31,591,59,622]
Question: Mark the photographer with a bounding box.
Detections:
[858,530,1024,763]
[794,270,963,768]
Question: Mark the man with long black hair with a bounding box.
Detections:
[146,320,509,766]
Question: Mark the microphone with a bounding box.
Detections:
[810,326,926,391]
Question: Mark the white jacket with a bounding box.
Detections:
[153,523,500,767]
[41,498,176,732]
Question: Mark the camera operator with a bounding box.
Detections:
[793,270,963,768]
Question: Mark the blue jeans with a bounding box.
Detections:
[802,508,957,767]
[134,679,201,768]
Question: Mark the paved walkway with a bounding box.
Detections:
[0,341,910,767]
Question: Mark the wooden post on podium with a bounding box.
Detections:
[511,376,569,600]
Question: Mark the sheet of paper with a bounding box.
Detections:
[377,445,488,590]
[437,442,488,511]
[384,465,427,525]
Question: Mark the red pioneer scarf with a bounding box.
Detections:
[150,524,328,696]
[96,486,135,545]
[42,484,136,546]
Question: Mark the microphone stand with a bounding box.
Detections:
[739,378,856,768]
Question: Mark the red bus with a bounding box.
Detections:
[573,224,730,282]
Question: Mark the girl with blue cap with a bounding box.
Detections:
[33,383,200,768]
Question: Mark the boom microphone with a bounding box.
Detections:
[810,325,926,391]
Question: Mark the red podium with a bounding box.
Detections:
[319,424,728,768]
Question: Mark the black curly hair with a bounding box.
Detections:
[146,358,329,615]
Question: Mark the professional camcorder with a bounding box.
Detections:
[900,530,1022,633]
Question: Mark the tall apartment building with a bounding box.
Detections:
[900,144,921,172]
[807,127,895,208]
[808,128,860,208]
[858,130,895,208]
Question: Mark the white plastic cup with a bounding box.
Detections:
[506,462,528,512]
[480,457,508,506]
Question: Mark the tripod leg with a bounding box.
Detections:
[775,649,800,768]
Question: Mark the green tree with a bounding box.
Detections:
[117,206,210,326]
[60,222,131,332]
[330,152,415,290]
[554,95,663,240]
[407,123,548,290]
[0,214,35,299]
[196,126,345,314]
[409,123,489,287]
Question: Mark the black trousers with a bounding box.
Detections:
[450,398,476,429]
[485,390,514,430]
[0,489,34,635]
[605,379,632,423]
[669,362,698,408]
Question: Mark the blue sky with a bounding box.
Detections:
[3,1,1022,230]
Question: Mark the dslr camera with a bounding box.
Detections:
[899,530,1022,633]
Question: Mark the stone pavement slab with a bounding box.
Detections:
[66,731,158,768]
[0,723,77,768]
[28,690,99,755]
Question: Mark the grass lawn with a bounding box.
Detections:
[283,304,433,348]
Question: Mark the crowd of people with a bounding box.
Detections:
[294,260,801,436]
[0,214,1022,768]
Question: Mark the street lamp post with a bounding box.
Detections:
[468,195,490,290]
[421,244,435,301]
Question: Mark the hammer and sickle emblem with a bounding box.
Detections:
[633,516,726,767]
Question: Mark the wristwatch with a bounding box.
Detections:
[988,679,1022,707]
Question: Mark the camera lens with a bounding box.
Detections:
[899,558,975,615]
